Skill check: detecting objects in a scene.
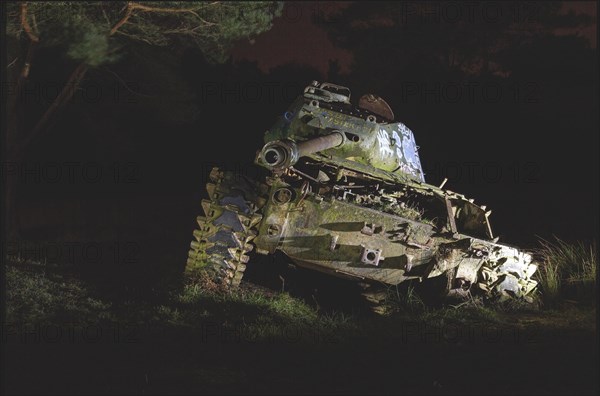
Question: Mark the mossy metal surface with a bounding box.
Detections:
[188,81,539,304]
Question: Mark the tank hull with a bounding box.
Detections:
[253,174,537,299]
[186,81,539,304]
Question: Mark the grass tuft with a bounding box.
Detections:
[535,237,597,306]
[385,284,426,314]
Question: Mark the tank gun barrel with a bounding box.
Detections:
[258,132,344,171]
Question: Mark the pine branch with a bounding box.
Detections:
[20,2,39,42]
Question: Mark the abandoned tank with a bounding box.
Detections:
[186,81,538,309]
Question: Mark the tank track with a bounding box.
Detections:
[186,168,262,287]
[358,282,389,315]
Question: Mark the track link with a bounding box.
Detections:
[186,168,262,287]
[358,282,389,315]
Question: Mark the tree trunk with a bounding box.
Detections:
[6,39,38,240]
[21,62,89,150]
[7,57,89,239]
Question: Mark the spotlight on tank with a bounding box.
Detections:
[186,81,538,311]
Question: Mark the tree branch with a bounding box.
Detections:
[20,2,39,42]
[20,62,89,152]
[110,2,134,35]
[130,2,219,16]
[110,1,220,36]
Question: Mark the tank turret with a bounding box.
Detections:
[260,81,425,182]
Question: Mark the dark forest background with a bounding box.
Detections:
[3,4,598,395]
[5,1,598,295]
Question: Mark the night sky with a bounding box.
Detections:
[232,2,353,76]
[232,1,597,74]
